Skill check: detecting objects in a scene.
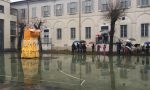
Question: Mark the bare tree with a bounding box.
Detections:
[105,0,125,54]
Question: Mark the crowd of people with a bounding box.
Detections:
[72,43,87,53]
[72,39,150,55]
[72,42,107,55]
[116,40,150,55]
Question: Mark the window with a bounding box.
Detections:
[120,0,131,9]
[32,7,36,18]
[99,0,109,11]
[120,25,127,37]
[101,26,109,31]
[85,27,91,39]
[0,5,4,13]
[55,4,63,16]
[43,29,50,44]
[70,28,76,39]
[83,0,93,13]
[20,9,26,19]
[67,2,78,15]
[141,23,149,37]
[42,6,50,17]
[57,28,62,39]
[10,8,17,16]
[10,21,16,35]
[137,0,150,7]
[10,21,16,49]
[44,29,49,38]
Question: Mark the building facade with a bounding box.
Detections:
[10,0,150,51]
[0,0,17,51]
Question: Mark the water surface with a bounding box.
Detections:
[0,53,150,90]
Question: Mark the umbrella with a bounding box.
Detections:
[89,41,95,44]
[73,40,80,43]
[80,40,86,43]
[144,42,150,44]
[125,39,131,42]
[128,38,136,41]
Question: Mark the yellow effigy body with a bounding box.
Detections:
[21,26,41,59]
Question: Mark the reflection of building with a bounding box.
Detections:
[10,0,150,50]
[86,62,91,74]
[0,54,5,83]
[0,0,17,51]
[120,68,128,79]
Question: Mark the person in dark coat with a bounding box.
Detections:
[77,43,80,53]
[92,44,95,53]
[146,44,149,55]
[97,45,101,53]
[103,44,106,55]
[141,45,145,55]
[82,43,87,53]
[116,40,122,54]
[72,43,76,54]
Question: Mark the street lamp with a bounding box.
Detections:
[26,0,30,24]
[79,0,81,41]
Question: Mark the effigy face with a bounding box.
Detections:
[21,26,41,59]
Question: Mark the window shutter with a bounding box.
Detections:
[41,6,43,17]
[137,0,141,6]
[91,0,94,12]
[62,4,63,16]
[67,3,70,14]
[25,8,28,19]
[54,5,56,16]
[48,6,50,16]
[82,1,85,13]
[18,9,22,19]
[128,0,131,7]
[98,0,101,10]
[75,2,78,13]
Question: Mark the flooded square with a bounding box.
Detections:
[0,53,150,90]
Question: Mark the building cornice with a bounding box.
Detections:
[10,0,58,5]
[0,0,10,3]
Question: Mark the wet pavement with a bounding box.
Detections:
[0,53,150,90]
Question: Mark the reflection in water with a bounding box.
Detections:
[11,54,17,81]
[92,55,95,63]
[44,60,50,71]
[71,55,76,74]
[120,68,127,79]
[140,56,149,81]
[102,56,109,69]
[120,56,128,79]
[0,54,150,90]
[86,62,91,74]
[95,56,101,69]
[146,56,149,65]
[101,56,109,76]
[0,54,5,83]
[21,59,40,89]
[71,54,92,74]
[57,60,62,70]
[109,56,116,90]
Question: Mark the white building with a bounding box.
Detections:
[0,0,17,51]
[10,0,150,51]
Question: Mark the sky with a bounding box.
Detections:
[10,0,24,2]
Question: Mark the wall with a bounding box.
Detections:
[11,0,150,51]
